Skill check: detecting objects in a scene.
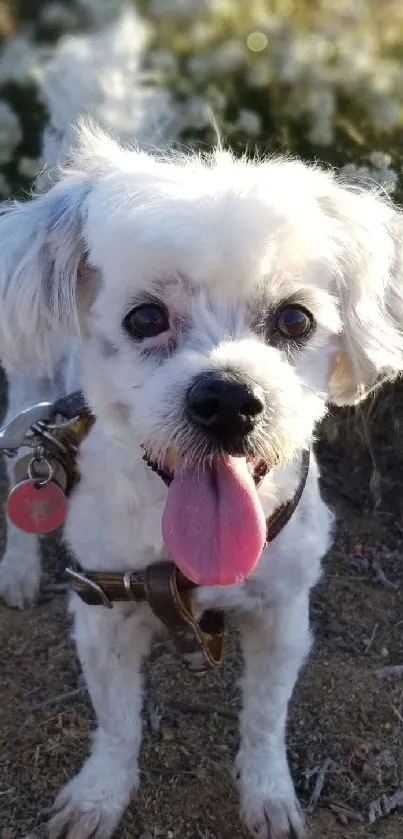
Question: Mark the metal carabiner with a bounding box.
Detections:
[0,402,54,452]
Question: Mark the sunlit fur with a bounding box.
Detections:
[0,124,403,839]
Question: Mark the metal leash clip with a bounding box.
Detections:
[2,392,92,535]
[0,402,54,456]
[0,398,84,457]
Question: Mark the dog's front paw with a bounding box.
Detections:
[240,794,305,839]
[235,752,305,839]
[48,764,132,839]
[0,551,40,608]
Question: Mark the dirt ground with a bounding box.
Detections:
[0,372,403,839]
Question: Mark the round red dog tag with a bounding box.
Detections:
[7,478,68,534]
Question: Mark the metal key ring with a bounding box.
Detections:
[28,457,55,488]
[30,422,69,455]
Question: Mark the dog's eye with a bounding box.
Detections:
[275,306,313,339]
[124,303,169,339]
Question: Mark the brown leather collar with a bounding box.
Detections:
[64,467,308,669]
[54,392,310,671]
[66,562,225,671]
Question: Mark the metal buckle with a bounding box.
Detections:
[66,567,113,609]
[123,571,136,601]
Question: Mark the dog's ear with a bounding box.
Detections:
[0,169,95,372]
[324,183,403,405]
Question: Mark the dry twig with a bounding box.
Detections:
[167,699,238,721]
[329,803,364,824]
[373,664,403,679]
[145,698,162,734]
[306,758,333,813]
[371,558,398,589]
[24,687,237,721]
[364,622,378,654]
[368,790,403,824]
[24,686,85,712]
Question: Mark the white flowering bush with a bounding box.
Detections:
[0,0,403,200]
[142,0,403,194]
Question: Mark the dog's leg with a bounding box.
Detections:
[0,369,50,608]
[49,597,156,839]
[0,503,41,608]
[235,594,310,839]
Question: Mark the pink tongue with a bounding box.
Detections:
[162,457,266,586]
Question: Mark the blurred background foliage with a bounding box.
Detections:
[1,0,403,197]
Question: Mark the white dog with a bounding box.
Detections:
[0,122,403,839]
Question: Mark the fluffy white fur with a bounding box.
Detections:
[1,122,403,839]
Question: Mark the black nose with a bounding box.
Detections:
[186,372,265,440]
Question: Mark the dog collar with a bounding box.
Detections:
[6,390,310,671]
[67,448,309,671]
[60,392,310,671]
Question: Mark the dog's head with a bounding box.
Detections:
[1,124,403,584]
